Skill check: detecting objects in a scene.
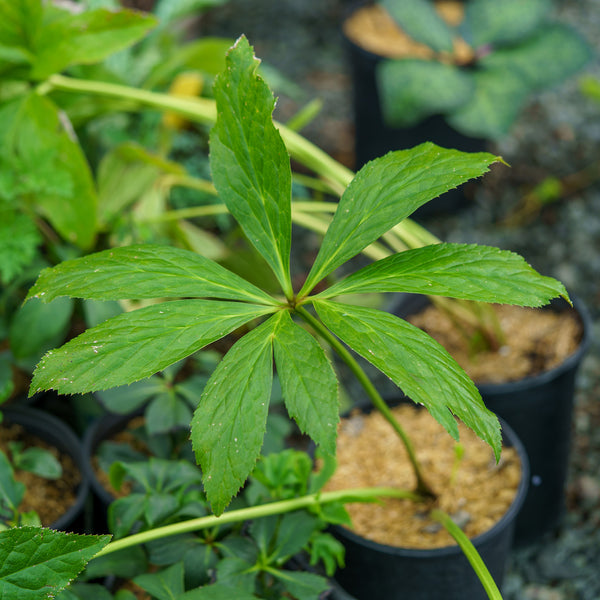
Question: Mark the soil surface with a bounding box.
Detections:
[198,1,600,598]
[0,424,80,526]
[325,404,521,549]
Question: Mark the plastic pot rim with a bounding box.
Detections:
[330,415,529,559]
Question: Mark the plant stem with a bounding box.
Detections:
[95,486,420,558]
[430,509,503,600]
[294,306,436,499]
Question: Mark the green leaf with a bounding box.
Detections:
[447,68,529,138]
[30,300,275,395]
[180,584,259,600]
[0,0,42,74]
[154,0,227,26]
[31,8,157,79]
[0,451,25,513]
[300,144,502,294]
[215,557,256,594]
[191,315,277,515]
[466,0,551,47]
[0,209,41,285]
[27,245,277,306]
[313,300,502,459]
[134,562,184,600]
[480,24,592,92]
[85,546,148,580]
[316,243,568,305]
[271,511,318,559]
[271,569,330,600]
[95,377,163,414]
[380,0,454,52]
[0,527,110,600]
[146,395,192,435]
[272,312,338,455]
[210,36,293,296]
[12,447,62,480]
[0,94,97,249]
[9,297,74,369]
[377,59,474,128]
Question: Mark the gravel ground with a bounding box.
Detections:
[198,2,600,598]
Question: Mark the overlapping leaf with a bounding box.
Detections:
[27,245,277,306]
[315,243,569,305]
[209,36,293,295]
[192,316,277,515]
[0,527,110,600]
[30,300,276,395]
[272,312,338,455]
[300,144,502,294]
[313,300,502,459]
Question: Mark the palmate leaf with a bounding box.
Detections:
[300,144,502,295]
[210,36,293,296]
[377,59,474,128]
[315,243,569,305]
[26,245,277,306]
[191,316,276,515]
[30,300,276,395]
[0,527,110,600]
[313,300,502,460]
[272,312,338,456]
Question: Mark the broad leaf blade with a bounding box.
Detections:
[0,94,97,249]
[466,0,552,47]
[313,300,501,459]
[380,0,454,52]
[0,527,110,600]
[301,144,502,294]
[377,59,474,128]
[272,312,338,455]
[316,243,568,305]
[27,245,277,306]
[30,300,275,395]
[480,24,592,92]
[210,36,293,295]
[447,68,529,138]
[191,316,276,515]
[31,8,157,79]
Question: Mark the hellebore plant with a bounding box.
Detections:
[0,36,569,599]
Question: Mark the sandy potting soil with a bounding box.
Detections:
[324,403,521,549]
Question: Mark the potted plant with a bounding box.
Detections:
[8,35,572,600]
[341,0,592,211]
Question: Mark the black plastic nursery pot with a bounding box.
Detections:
[341,2,488,217]
[331,416,529,600]
[390,293,592,545]
[2,404,90,531]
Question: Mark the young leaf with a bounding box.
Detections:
[380,0,454,52]
[0,527,110,600]
[447,68,529,138]
[299,144,502,295]
[0,451,25,513]
[271,569,330,600]
[272,312,338,456]
[377,59,474,128]
[466,0,552,48]
[315,243,569,305]
[312,300,502,459]
[0,94,97,249]
[480,24,592,92]
[30,300,276,395]
[31,7,158,79]
[210,36,293,296]
[191,316,277,515]
[27,245,277,306]
[133,561,184,600]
